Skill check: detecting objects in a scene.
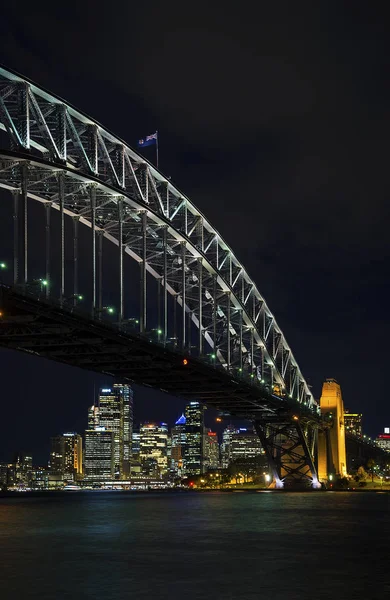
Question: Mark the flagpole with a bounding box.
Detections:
[156,130,159,169]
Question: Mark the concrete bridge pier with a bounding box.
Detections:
[318,378,347,483]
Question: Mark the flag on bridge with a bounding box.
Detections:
[137,132,158,147]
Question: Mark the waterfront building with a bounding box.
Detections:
[0,463,7,489]
[13,452,33,485]
[29,467,49,490]
[230,428,263,462]
[132,429,140,459]
[344,411,363,436]
[49,433,82,481]
[139,423,168,475]
[88,405,100,429]
[84,428,114,480]
[376,429,390,451]
[170,414,187,476]
[221,425,238,468]
[203,430,220,471]
[184,401,205,475]
[96,384,134,478]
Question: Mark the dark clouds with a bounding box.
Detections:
[0,2,389,460]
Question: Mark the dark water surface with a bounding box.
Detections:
[0,491,389,600]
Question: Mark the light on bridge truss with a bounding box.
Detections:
[0,262,6,269]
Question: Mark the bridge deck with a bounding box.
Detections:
[0,285,317,422]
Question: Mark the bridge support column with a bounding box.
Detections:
[163,227,168,346]
[97,230,104,313]
[59,172,65,305]
[181,242,186,349]
[12,191,18,285]
[198,258,203,357]
[20,163,28,285]
[254,418,320,489]
[72,217,79,307]
[318,379,347,483]
[118,199,124,322]
[44,203,51,298]
[90,185,97,315]
[140,211,147,334]
[212,275,217,356]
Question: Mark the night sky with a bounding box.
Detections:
[0,4,389,464]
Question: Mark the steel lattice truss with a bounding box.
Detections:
[0,65,318,415]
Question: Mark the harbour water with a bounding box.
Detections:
[0,491,389,599]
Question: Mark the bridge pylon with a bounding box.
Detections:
[318,378,347,483]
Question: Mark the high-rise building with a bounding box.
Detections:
[221,425,238,468]
[170,414,187,477]
[184,401,205,475]
[132,429,140,458]
[12,452,33,486]
[203,430,220,471]
[84,428,114,480]
[49,434,83,481]
[376,428,390,451]
[230,428,263,463]
[0,463,8,490]
[139,423,168,475]
[94,384,134,478]
[88,405,100,429]
[344,411,363,436]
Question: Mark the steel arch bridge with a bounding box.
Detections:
[0,66,321,488]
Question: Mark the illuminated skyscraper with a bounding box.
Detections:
[140,423,168,475]
[84,428,114,481]
[49,433,82,481]
[203,430,220,471]
[170,414,187,476]
[184,401,205,475]
[132,429,140,459]
[221,425,238,468]
[95,384,134,479]
[88,405,100,429]
[344,410,363,436]
[230,428,263,462]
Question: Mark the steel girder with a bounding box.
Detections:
[0,66,318,417]
[254,419,320,488]
[0,285,309,422]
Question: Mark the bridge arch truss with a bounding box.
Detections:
[0,65,317,416]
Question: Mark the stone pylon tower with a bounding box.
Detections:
[318,379,347,482]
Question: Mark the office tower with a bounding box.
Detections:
[84,428,114,480]
[139,423,168,475]
[344,411,363,436]
[221,425,238,468]
[97,384,133,478]
[171,414,187,476]
[63,433,83,479]
[132,429,140,458]
[230,428,263,463]
[49,434,83,481]
[49,436,64,478]
[203,430,220,471]
[29,467,49,490]
[88,405,100,429]
[184,401,205,475]
[0,463,8,490]
[12,452,33,486]
[376,428,390,451]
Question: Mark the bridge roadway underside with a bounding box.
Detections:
[0,285,313,422]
